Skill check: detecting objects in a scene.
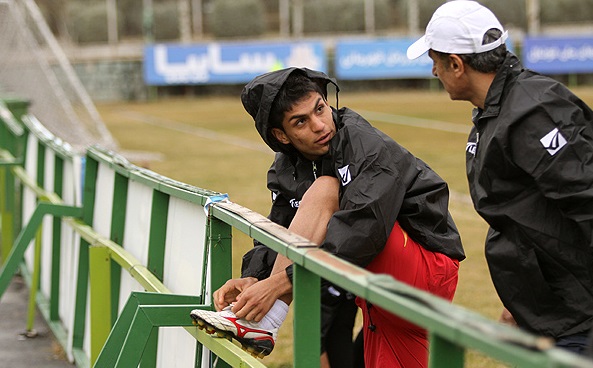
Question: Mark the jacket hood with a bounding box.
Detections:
[241,67,339,155]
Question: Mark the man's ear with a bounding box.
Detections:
[271,127,290,144]
[449,54,465,76]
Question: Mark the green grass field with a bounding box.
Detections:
[97,86,593,368]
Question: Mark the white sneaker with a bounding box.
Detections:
[190,306,277,358]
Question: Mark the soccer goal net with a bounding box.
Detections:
[0,0,116,151]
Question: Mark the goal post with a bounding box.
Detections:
[0,0,116,151]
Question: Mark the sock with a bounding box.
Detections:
[258,300,289,330]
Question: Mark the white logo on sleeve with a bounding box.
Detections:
[466,142,477,156]
[338,165,352,186]
[540,128,567,156]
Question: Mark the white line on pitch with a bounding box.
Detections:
[357,110,470,134]
[118,110,273,155]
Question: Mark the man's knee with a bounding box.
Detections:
[300,176,339,213]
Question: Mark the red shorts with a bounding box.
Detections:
[355,222,459,368]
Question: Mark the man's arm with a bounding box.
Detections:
[511,96,593,241]
[324,109,463,265]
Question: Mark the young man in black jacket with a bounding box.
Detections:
[407,0,593,356]
[192,68,465,367]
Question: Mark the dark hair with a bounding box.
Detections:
[268,71,326,131]
[433,28,507,73]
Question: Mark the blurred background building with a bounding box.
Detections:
[29,0,593,102]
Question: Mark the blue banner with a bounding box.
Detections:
[524,36,593,74]
[335,39,433,80]
[144,42,327,85]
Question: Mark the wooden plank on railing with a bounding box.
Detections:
[214,201,317,248]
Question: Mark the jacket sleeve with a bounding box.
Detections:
[240,159,296,279]
[510,85,593,246]
[322,112,461,267]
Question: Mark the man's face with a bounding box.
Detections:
[272,91,336,161]
[428,50,467,101]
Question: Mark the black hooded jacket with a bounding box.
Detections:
[240,67,464,280]
[467,52,593,338]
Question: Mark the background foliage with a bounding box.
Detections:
[210,0,266,38]
[36,0,593,43]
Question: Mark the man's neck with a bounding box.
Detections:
[469,71,496,110]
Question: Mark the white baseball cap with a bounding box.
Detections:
[407,0,508,60]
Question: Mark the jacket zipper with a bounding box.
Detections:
[312,161,318,179]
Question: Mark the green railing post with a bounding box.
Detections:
[0,156,21,265]
[72,153,98,357]
[49,156,64,322]
[140,190,169,368]
[26,226,43,333]
[207,215,233,302]
[293,263,321,368]
[0,166,14,265]
[206,212,233,368]
[109,172,128,319]
[0,100,28,257]
[94,292,153,368]
[89,245,113,366]
[429,332,465,368]
[114,308,154,368]
[118,323,158,368]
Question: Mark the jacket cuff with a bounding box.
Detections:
[285,264,294,284]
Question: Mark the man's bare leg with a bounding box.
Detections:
[286,175,340,246]
[271,175,340,293]
[230,175,340,319]
[271,176,339,368]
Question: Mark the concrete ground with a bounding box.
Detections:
[0,274,72,367]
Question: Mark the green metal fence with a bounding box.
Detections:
[0,99,263,368]
[1,98,592,368]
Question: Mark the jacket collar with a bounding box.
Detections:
[473,52,523,122]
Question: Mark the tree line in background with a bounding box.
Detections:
[35,0,593,44]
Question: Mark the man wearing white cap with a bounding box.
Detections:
[408,0,593,356]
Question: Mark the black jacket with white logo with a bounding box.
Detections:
[466,52,593,338]
[241,67,464,280]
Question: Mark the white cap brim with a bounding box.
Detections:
[407,35,429,60]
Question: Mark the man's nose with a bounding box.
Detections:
[311,116,325,131]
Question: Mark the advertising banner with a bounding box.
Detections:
[524,36,593,74]
[335,39,433,80]
[144,42,326,85]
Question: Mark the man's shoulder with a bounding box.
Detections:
[496,71,559,117]
[332,109,412,167]
[337,107,370,126]
[337,107,384,140]
[269,153,294,177]
[506,70,580,115]
[512,69,566,96]
[337,108,400,145]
